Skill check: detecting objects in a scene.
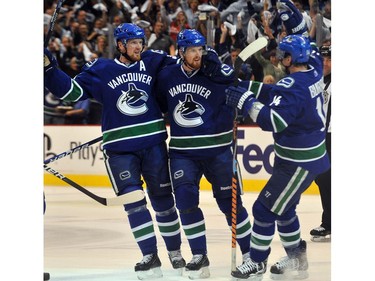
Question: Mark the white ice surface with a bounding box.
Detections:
[44,186,331,281]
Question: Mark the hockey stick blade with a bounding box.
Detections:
[44,164,145,206]
[239,37,268,62]
[233,37,268,85]
[105,190,145,206]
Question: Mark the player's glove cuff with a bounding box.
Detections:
[226,86,256,115]
[44,48,57,72]
[277,0,307,36]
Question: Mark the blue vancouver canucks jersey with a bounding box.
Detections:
[44,50,178,152]
[156,64,235,159]
[238,46,329,175]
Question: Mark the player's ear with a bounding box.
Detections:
[115,40,121,51]
[284,55,292,65]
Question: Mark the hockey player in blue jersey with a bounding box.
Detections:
[155,29,252,279]
[44,23,222,279]
[225,2,330,278]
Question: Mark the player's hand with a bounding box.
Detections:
[44,48,57,72]
[201,47,221,77]
[225,86,256,115]
[277,0,308,37]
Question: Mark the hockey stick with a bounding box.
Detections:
[44,164,145,206]
[233,37,268,87]
[44,136,103,164]
[44,0,64,48]
[230,37,268,271]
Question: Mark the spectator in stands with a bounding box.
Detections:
[160,0,183,24]
[43,0,333,129]
[220,0,249,27]
[55,35,79,71]
[195,0,222,43]
[65,56,85,78]
[263,74,276,84]
[276,25,288,44]
[246,14,262,44]
[76,9,94,30]
[63,99,91,125]
[87,18,109,43]
[59,7,77,38]
[75,23,95,61]
[292,0,313,31]
[93,35,110,58]
[148,20,176,55]
[217,23,246,65]
[180,0,200,29]
[254,49,286,82]
[308,8,331,46]
[73,21,89,45]
[44,88,68,125]
[169,11,191,42]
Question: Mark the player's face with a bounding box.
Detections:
[124,39,143,61]
[183,46,204,70]
[322,56,331,76]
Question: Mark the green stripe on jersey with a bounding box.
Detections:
[103,119,166,144]
[248,81,262,97]
[63,80,84,101]
[274,140,326,162]
[271,110,288,132]
[169,130,232,150]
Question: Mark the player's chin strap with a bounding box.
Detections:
[122,52,138,63]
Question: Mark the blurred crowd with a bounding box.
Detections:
[44,0,331,125]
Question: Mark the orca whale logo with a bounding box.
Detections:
[117,83,149,116]
[173,94,205,127]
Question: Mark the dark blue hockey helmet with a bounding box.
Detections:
[114,23,146,46]
[278,35,311,64]
[177,29,206,51]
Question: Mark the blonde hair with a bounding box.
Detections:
[263,75,276,84]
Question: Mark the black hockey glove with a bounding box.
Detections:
[44,48,57,72]
[226,86,256,115]
[277,0,308,37]
[201,47,222,77]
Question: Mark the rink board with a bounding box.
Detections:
[44,125,320,194]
